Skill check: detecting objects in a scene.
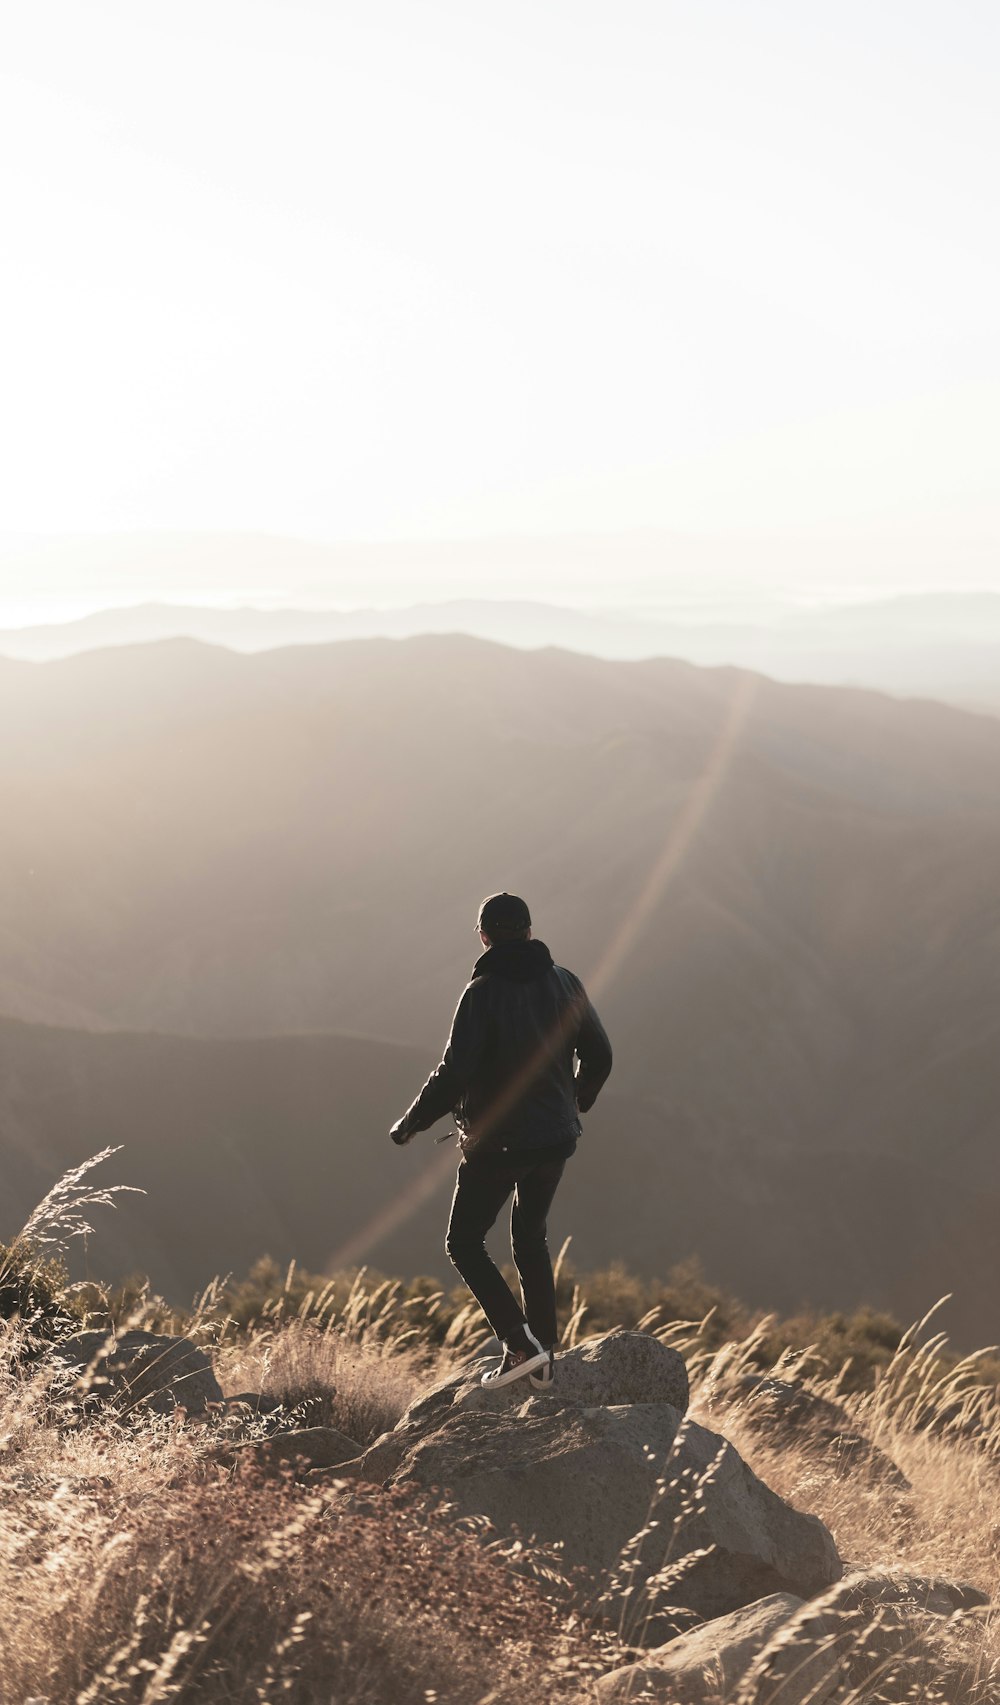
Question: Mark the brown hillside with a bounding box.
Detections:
[1,1012,997,1343]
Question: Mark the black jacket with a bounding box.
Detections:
[399,939,612,1155]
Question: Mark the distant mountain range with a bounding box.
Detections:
[1,591,999,712]
[0,635,998,1340]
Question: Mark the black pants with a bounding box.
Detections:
[445,1145,571,1348]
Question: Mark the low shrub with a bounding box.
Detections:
[0,1443,600,1703]
[0,1239,86,1354]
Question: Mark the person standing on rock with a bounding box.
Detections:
[390,893,612,1390]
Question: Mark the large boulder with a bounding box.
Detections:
[53,1329,223,1415]
[350,1330,688,1484]
[595,1571,990,1705]
[735,1568,991,1704]
[384,1398,841,1639]
[412,1329,688,1426]
[595,1593,804,1702]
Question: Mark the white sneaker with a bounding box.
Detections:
[480,1328,549,1389]
[529,1348,555,1390]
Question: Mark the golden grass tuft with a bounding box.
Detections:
[0,1313,606,1703]
[682,1303,1000,1702]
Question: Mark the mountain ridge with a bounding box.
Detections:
[1,594,998,713]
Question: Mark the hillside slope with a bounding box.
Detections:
[1,638,998,1175]
[0,1013,435,1297]
[1,1013,997,1343]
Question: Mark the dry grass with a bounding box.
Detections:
[3,1294,996,1704]
[216,1318,429,1445]
[2,1162,998,1702]
[0,1164,607,1703]
[0,1316,606,1704]
[679,1307,1000,1702]
[687,1305,1000,1595]
[212,1267,492,1448]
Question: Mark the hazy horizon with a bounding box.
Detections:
[2,527,1000,629]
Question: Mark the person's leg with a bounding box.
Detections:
[510,1155,567,1350]
[445,1155,527,1343]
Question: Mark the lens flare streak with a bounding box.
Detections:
[585,669,760,1002]
[326,670,759,1270]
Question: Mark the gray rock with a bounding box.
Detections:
[595,1592,804,1702]
[736,1567,991,1704]
[411,1329,688,1427]
[335,1429,402,1484]
[517,1331,689,1410]
[732,1375,911,1494]
[230,1425,362,1474]
[386,1399,841,1638]
[53,1329,223,1415]
[339,1428,401,1483]
[353,1330,689,1484]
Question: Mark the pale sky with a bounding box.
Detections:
[1,1,998,611]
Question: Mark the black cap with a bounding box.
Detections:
[477,892,532,935]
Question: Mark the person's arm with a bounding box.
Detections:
[390,981,488,1143]
[572,981,612,1113]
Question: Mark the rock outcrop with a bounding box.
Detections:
[53,1329,223,1415]
[381,1396,841,1638]
[351,1329,688,1484]
[735,1568,991,1704]
[333,1333,838,1640]
[415,1328,688,1423]
[599,1569,992,1704]
[595,1592,804,1702]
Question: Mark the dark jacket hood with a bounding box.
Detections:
[473,939,554,982]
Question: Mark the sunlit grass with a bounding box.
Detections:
[1,1158,998,1702]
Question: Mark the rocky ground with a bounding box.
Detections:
[3,1314,994,1703]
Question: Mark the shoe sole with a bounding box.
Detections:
[480,1349,550,1389]
[529,1370,554,1390]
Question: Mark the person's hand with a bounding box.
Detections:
[390,1118,414,1146]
